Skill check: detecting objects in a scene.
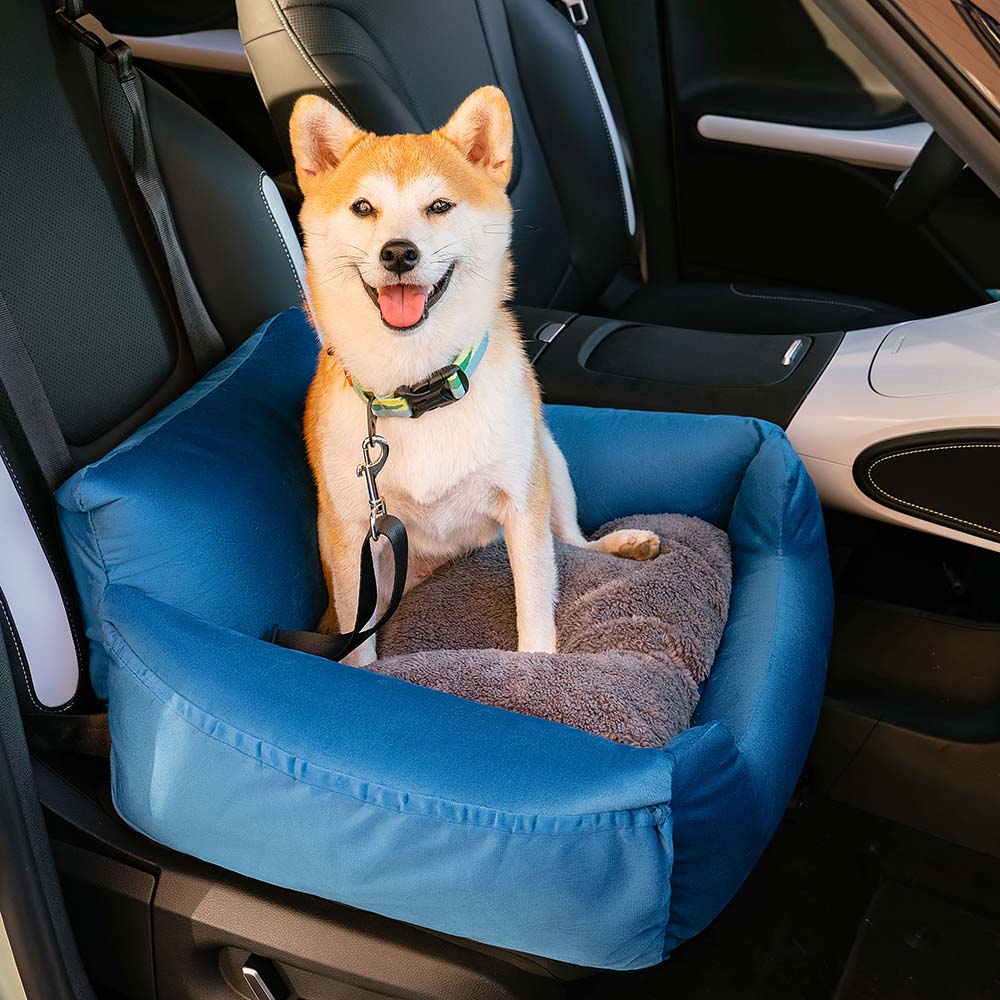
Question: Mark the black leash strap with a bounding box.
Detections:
[56,2,227,375]
[0,293,74,489]
[269,514,408,662]
[271,402,410,662]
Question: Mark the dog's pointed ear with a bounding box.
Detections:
[289,95,365,194]
[440,87,513,188]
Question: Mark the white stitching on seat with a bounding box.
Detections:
[866,444,1000,535]
[0,443,83,657]
[266,0,359,124]
[729,283,875,312]
[573,36,631,238]
[0,594,44,712]
[258,171,306,305]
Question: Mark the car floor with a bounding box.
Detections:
[571,792,1000,999]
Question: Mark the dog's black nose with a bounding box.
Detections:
[379,239,420,275]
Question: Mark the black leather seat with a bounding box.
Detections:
[236,0,913,334]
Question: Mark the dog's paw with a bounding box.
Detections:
[595,528,661,561]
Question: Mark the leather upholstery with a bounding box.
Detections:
[238,0,629,310]
[146,80,307,352]
[0,0,303,711]
[237,0,914,332]
[855,430,1000,543]
[618,282,916,334]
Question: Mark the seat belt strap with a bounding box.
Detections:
[269,514,409,663]
[0,293,74,490]
[56,3,227,375]
[550,0,646,275]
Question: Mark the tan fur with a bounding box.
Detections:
[292,87,658,665]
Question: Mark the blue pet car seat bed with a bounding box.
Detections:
[56,308,833,971]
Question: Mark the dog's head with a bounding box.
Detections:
[290,87,514,382]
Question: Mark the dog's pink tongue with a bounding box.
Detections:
[378,284,429,328]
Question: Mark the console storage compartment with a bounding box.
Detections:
[516,309,843,427]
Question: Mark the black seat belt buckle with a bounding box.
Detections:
[395,364,469,419]
[55,7,135,82]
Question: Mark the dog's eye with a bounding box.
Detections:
[427,199,454,216]
[351,198,376,218]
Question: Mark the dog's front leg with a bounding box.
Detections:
[503,473,558,654]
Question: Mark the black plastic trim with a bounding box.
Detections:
[854,428,1000,543]
[534,313,843,427]
[0,651,95,1000]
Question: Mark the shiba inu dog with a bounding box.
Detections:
[291,86,659,666]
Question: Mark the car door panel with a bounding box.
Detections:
[601,0,994,316]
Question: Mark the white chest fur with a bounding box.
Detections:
[313,335,537,560]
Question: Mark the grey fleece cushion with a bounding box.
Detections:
[374,514,732,748]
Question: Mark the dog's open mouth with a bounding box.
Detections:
[362,262,456,331]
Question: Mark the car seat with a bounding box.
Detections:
[236,0,915,333]
[0,0,832,994]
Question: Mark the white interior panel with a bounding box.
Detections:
[0,455,78,708]
[259,173,310,311]
[787,303,1000,553]
[871,312,1000,396]
[697,115,933,171]
[120,29,251,75]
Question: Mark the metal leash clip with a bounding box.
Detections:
[357,399,390,540]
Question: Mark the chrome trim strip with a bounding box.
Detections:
[782,338,806,366]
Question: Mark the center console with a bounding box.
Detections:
[516,305,841,428]
[513,301,1000,861]
[514,300,1000,554]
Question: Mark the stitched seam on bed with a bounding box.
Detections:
[105,627,660,836]
[731,437,791,842]
[733,441,789,755]
[660,738,758,956]
[658,720,728,958]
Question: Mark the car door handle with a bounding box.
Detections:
[697,115,933,171]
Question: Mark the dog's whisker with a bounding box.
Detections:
[313,267,361,287]
[429,239,474,258]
